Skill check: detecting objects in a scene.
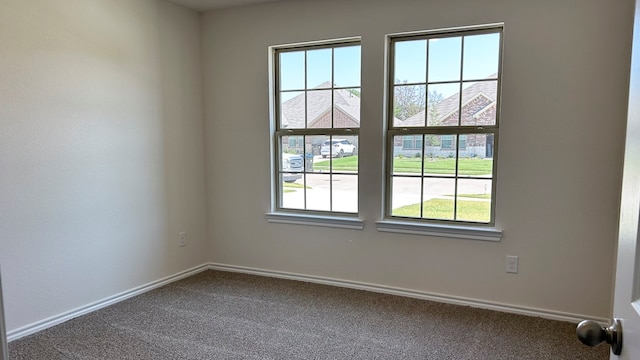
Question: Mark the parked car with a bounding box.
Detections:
[320,139,357,158]
[282,153,303,183]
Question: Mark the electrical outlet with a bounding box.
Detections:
[178,232,187,247]
[506,255,519,273]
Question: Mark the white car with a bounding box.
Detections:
[282,153,303,183]
[320,139,357,158]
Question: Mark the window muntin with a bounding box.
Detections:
[387,27,502,225]
[274,41,361,214]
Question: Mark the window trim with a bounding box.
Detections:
[376,220,502,241]
[266,212,365,230]
[384,25,504,228]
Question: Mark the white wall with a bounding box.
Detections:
[202,0,634,319]
[0,0,208,332]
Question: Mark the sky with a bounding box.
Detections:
[279,45,361,100]
[278,32,501,100]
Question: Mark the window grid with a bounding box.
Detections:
[387,26,502,225]
[274,41,360,215]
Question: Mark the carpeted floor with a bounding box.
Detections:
[8,270,609,359]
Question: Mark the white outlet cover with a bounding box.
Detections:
[506,255,519,273]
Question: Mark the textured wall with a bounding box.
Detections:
[0,0,208,332]
[202,0,633,319]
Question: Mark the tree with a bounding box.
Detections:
[393,80,426,120]
[427,89,444,124]
[393,81,445,122]
[425,89,445,151]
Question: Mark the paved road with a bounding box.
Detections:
[283,157,491,213]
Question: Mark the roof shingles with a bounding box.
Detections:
[281,82,360,128]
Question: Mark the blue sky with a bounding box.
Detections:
[278,32,500,100]
[280,45,361,91]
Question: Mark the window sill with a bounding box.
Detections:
[265,212,365,230]
[375,220,502,241]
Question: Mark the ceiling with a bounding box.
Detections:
[167,0,283,12]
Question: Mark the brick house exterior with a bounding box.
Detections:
[281,83,360,154]
[395,80,497,158]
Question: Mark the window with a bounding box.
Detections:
[402,135,423,150]
[386,26,502,225]
[273,40,361,215]
[441,135,453,150]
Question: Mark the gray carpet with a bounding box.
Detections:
[9,270,608,359]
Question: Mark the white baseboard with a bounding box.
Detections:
[6,264,210,342]
[207,262,609,324]
[7,262,606,342]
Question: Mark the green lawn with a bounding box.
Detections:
[312,156,358,172]
[392,198,490,222]
[312,156,492,176]
[446,193,491,199]
[283,182,309,189]
[395,157,493,176]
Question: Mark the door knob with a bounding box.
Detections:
[576,319,622,355]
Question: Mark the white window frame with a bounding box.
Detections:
[377,25,504,241]
[267,38,364,229]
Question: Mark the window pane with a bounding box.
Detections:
[457,134,494,176]
[306,173,331,211]
[456,179,492,222]
[334,45,361,88]
[463,33,500,81]
[393,136,423,175]
[422,178,455,220]
[427,83,459,126]
[334,137,358,172]
[394,85,426,126]
[428,36,462,82]
[307,90,332,128]
[282,135,304,157]
[391,177,422,217]
[308,135,329,173]
[319,135,358,164]
[334,88,360,128]
[280,91,305,129]
[332,174,358,213]
[280,51,305,91]
[279,144,304,171]
[280,174,305,210]
[461,81,497,126]
[307,48,332,89]
[394,39,426,84]
[424,135,456,176]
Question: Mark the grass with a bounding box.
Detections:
[446,193,491,199]
[282,182,311,193]
[283,182,309,189]
[392,198,490,222]
[312,156,358,172]
[395,157,493,175]
[312,156,492,176]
